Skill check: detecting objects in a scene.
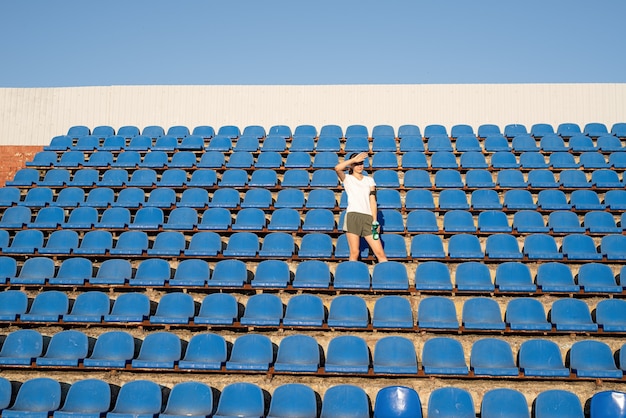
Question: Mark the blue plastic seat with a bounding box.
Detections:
[82,187,114,208]
[592,169,624,188]
[372,261,409,290]
[10,256,54,285]
[523,234,562,260]
[480,389,528,418]
[491,151,520,169]
[483,134,510,152]
[226,334,273,371]
[194,293,238,326]
[401,151,428,168]
[370,296,413,329]
[465,170,495,189]
[431,151,458,169]
[559,169,591,188]
[319,385,370,418]
[182,231,221,257]
[266,384,318,418]
[561,234,601,261]
[540,133,568,151]
[106,380,162,418]
[17,187,54,208]
[111,187,145,208]
[327,295,369,328]
[226,151,254,169]
[422,338,468,375]
[609,151,626,168]
[157,169,187,187]
[494,262,536,292]
[169,259,210,287]
[132,332,181,369]
[91,259,133,286]
[596,299,626,332]
[547,211,584,234]
[535,262,579,293]
[49,257,94,285]
[604,190,626,210]
[427,135,453,152]
[110,151,140,168]
[53,378,111,418]
[0,329,43,365]
[373,387,422,418]
[36,330,88,367]
[212,383,264,418]
[520,151,548,168]
[26,151,58,167]
[94,207,130,230]
[222,231,259,257]
[0,289,26,320]
[378,234,408,259]
[116,125,139,138]
[477,210,510,232]
[518,339,569,377]
[150,293,195,325]
[399,136,424,153]
[233,135,259,152]
[448,234,484,259]
[207,259,248,287]
[512,134,539,152]
[534,390,584,418]
[417,297,459,330]
[414,261,453,291]
[550,298,597,331]
[292,259,331,288]
[404,190,434,211]
[506,298,551,331]
[21,290,68,322]
[298,233,333,259]
[273,293,323,329]
[163,207,199,230]
[49,187,85,208]
[496,170,526,189]
[2,377,61,418]
[372,336,418,375]
[312,152,339,169]
[410,234,445,258]
[130,258,171,287]
[219,168,248,187]
[0,187,21,207]
[178,188,209,209]
[160,382,214,418]
[197,151,224,168]
[110,231,148,256]
[549,152,578,169]
[462,297,505,330]
[206,134,232,151]
[315,135,341,152]
[570,190,605,211]
[74,230,113,256]
[168,151,197,169]
[528,169,558,188]
[598,135,625,152]
[283,152,311,170]
[571,340,622,378]
[442,210,475,232]
[269,334,320,375]
[602,234,626,260]
[142,188,176,209]
[0,206,31,229]
[512,210,547,233]
[256,232,294,258]
[208,187,240,208]
[128,207,164,230]
[178,333,227,370]
[331,260,370,290]
[83,331,134,368]
[434,170,463,188]
[195,209,231,232]
[405,210,439,233]
[578,262,621,293]
[470,338,518,376]
[103,293,150,323]
[454,261,494,292]
[325,335,370,374]
[438,189,469,210]
[240,293,283,326]
[590,390,626,418]
[580,151,609,169]
[46,135,73,151]
[344,136,369,153]
[38,168,71,186]
[254,151,283,169]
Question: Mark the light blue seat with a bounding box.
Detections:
[485,234,522,259]
[125,135,152,151]
[310,169,339,187]
[536,262,578,292]
[103,293,150,323]
[410,234,445,259]
[399,136,424,153]
[250,259,290,288]
[470,338,518,376]
[372,261,409,290]
[373,336,418,374]
[0,187,21,207]
[297,233,333,259]
[82,187,115,208]
[528,169,558,188]
[170,259,210,287]
[157,169,187,187]
[151,135,178,151]
[179,188,210,208]
[0,289,26,320]
[117,125,140,138]
[580,151,609,169]
[233,135,259,151]
[207,259,248,287]
[550,298,597,332]
[571,189,604,210]
[570,340,622,378]
[194,293,238,325]
[290,135,315,152]
[315,135,341,152]
[443,210,475,232]
[197,151,225,168]
[434,170,463,188]
[379,234,408,259]
[187,169,217,188]
[38,168,71,186]
[320,385,370,418]
[535,390,584,418]
[206,135,232,151]
[17,187,54,208]
[454,261,494,292]
[168,151,197,168]
[26,151,58,167]
[537,189,571,210]
[293,259,330,288]
[129,258,171,287]
[327,295,369,328]
[422,338,468,375]
[494,262,536,292]
[150,293,195,325]
[83,331,135,368]
[178,333,227,370]
[273,335,320,373]
[132,332,181,369]
[49,187,85,208]
[0,329,43,365]
[267,208,300,231]
[284,152,311,170]
[91,259,133,286]
[213,383,264,418]
[197,208,231,231]
[226,334,273,371]
[325,335,370,374]
[62,291,110,322]
[111,151,141,168]
[219,168,248,187]
[505,298,551,331]
[523,234,562,260]
[518,339,568,377]
[36,330,88,367]
[496,169,526,188]
[462,297,505,330]
[177,135,205,151]
[248,168,278,187]
[10,256,54,285]
[480,389,529,418]
[414,261,453,291]
[53,378,111,418]
[598,135,625,152]
[438,189,469,210]
[306,189,337,209]
[275,189,305,209]
[559,169,591,188]
[466,170,495,189]
[2,377,61,418]
[592,169,624,188]
[282,294,325,327]
[333,260,370,290]
[562,234,602,261]
[406,210,439,232]
[112,187,145,208]
[240,293,283,326]
[484,134,510,152]
[106,380,162,418]
[512,210,548,233]
[417,297,458,330]
[493,151,522,169]
[160,381,214,418]
[20,290,68,323]
[267,384,317,418]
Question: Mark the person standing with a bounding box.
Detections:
[335,152,388,262]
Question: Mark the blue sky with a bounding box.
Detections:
[1,0,625,87]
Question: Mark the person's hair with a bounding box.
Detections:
[348,153,359,174]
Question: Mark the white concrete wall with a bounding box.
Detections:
[0,83,624,145]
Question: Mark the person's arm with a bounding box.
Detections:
[334,152,367,182]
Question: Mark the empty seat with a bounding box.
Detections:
[130,258,171,287]
[274,334,320,373]
[478,210,511,232]
[110,231,148,255]
[36,330,88,367]
[160,381,214,418]
[431,151,457,168]
[128,207,163,230]
[405,189,435,210]
[106,380,162,418]
[226,334,273,371]
[267,383,318,418]
[54,378,112,418]
[470,338,518,376]
[240,293,283,326]
[91,259,133,286]
[325,335,370,374]
[374,386,422,418]
[371,296,413,329]
[548,211,584,233]
[373,336,418,374]
[406,210,439,232]
[62,291,110,322]
[197,209,231,232]
[297,233,333,259]
[596,299,626,332]
[218,169,248,187]
[601,235,626,260]
[333,260,370,290]
[494,262,536,292]
[2,377,61,418]
[570,340,622,378]
[17,187,54,208]
[528,169,558,188]
[0,329,43,365]
[454,261,494,292]
[505,298,551,331]
[11,256,55,285]
[535,390,584,418]
[208,188,240,208]
[422,338,468,375]
[282,294,325,327]
[222,231,259,257]
[0,289,27,320]
[170,259,210,287]
[462,297,505,330]
[178,332,227,370]
[410,234,445,258]
[443,210,475,232]
[414,261,453,291]
[150,293,195,325]
[438,189,469,210]
[518,339,569,377]
[491,152,520,169]
[327,295,369,328]
[147,231,186,256]
[194,293,238,326]
[231,208,266,230]
[448,234,483,259]
[550,298,597,332]
[207,259,248,287]
[577,262,621,293]
[83,331,135,368]
[417,297,459,330]
[132,332,181,369]
[513,210,548,233]
[104,293,150,323]
[0,206,31,229]
[523,234,562,260]
[321,385,371,418]
[559,169,591,188]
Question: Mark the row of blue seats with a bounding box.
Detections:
[24,149,626,171]
[60,121,626,140]
[1,327,625,379]
[2,227,625,262]
[2,287,624,331]
[4,186,626,214]
[4,376,620,418]
[1,255,624,294]
[43,133,626,154]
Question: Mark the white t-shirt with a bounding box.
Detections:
[342,174,376,215]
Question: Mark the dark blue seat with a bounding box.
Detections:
[592,169,624,188]
[325,335,370,374]
[417,297,459,330]
[103,293,150,323]
[106,380,162,418]
[344,136,369,153]
[26,151,58,167]
[570,340,622,378]
[373,336,418,374]
[374,386,422,417]
[178,333,227,370]
[590,390,626,418]
[150,293,195,325]
[206,135,232,151]
[36,330,88,367]
[537,189,571,210]
[132,332,181,369]
[83,331,135,368]
[328,295,369,328]
[39,168,71,186]
[462,297,505,330]
[403,169,431,188]
[518,339,569,377]
[2,377,60,418]
[226,334,273,371]
[194,293,238,326]
[0,329,43,365]
[258,233,295,258]
[54,378,111,418]
[571,189,604,210]
[470,338,518,376]
[580,151,609,169]
[550,298,597,332]
[231,207,266,230]
[494,262,536,292]
[379,234,408,259]
[505,298,551,331]
[282,294,325,327]
[549,152,578,169]
[421,338,468,375]
[62,291,110,323]
[213,383,264,418]
[240,293,283,326]
[0,187,21,207]
[160,381,214,418]
[273,334,320,373]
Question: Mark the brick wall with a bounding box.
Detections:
[0,146,43,186]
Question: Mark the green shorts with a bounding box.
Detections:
[344,212,373,237]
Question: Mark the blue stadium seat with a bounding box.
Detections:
[428,388,476,418]
[160,381,214,418]
[332,260,370,290]
[104,293,150,323]
[496,169,526,189]
[534,390,584,418]
[344,136,369,153]
[21,290,68,322]
[405,189,435,210]
[26,151,58,167]
[462,297,505,330]
[250,259,290,288]
[207,259,248,287]
[17,187,54,208]
[580,151,609,169]
[112,187,145,208]
[293,259,331,288]
[494,262,536,292]
[132,332,181,369]
[284,152,311,169]
[422,338,468,375]
[130,258,171,287]
[414,261,453,291]
[373,336,418,375]
[559,169,591,188]
[0,206,31,229]
[208,188,240,208]
[328,295,369,328]
[50,187,85,208]
[138,151,169,169]
[512,210,548,233]
[0,187,21,207]
[551,298,597,331]
[178,333,227,370]
[410,234,445,258]
[219,168,248,187]
[590,390,626,418]
[518,339,569,377]
[75,230,114,255]
[438,189,469,210]
[548,211,584,233]
[399,135,424,153]
[254,152,283,169]
[128,207,164,230]
[179,188,210,208]
[603,190,626,210]
[406,210,438,233]
[0,289,26,320]
[520,152,548,168]
[222,231,259,257]
[83,331,135,368]
[512,134,540,152]
[282,294,325,327]
[592,169,624,188]
[257,232,294,258]
[197,151,225,168]
[561,234,601,261]
[466,170,495,189]
[116,125,140,139]
[83,187,115,208]
[177,135,205,151]
[480,389,528,418]
[2,377,61,418]
[157,169,187,187]
[442,210,475,232]
[297,233,333,259]
[374,386,422,418]
[226,151,254,169]
[371,261,408,290]
[110,231,148,256]
[427,135,453,152]
[150,293,195,325]
[169,151,197,168]
[234,135,259,152]
[325,335,370,374]
[240,293,283,326]
[570,188,604,210]
[523,234,562,260]
[194,293,238,326]
[431,151,458,168]
[598,135,625,152]
[93,207,130,230]
[596,299,626,332]
[111,151,141,168]
[226,334,273,371]
[91,259,133,286]
[601,235,626,260]
[313,152,339,169]
[53,378,111,418]
[197,208,231,231]
[435,170,463,188]
[459,151,488,169]
[571,340,622,378]
[273,334,320,373]
[267,384,318,418]
[36,330,88,367]
[316,135,341,152]
[398,124,420,138]
[49,257,94,285]
[401,151,428,168]
[294,125,317,137]
[549,152,578,169]
[30,216,71,241]
[56,150,86,168]
[214,383,265,418]
[483,134,510,152]
[609,152,626,168]
[417,297,459,330]
[477,210,510,232]
[372,134,396,152]
[184,231,222,256]
[106,380,162,418]
[402,170,430,189]
[274,189,305,209]
[144,187,177,208]
[265,208,300,232]
[290,135,315,152]
[491,151,520,169]
[10,256,54,285]
[454,261,494,292]
[577,263,621,293]
[506,298,551,331]
[470,338,518,376]
[371,296,413,329]
[207,135,232,151]
[63,290,111,323]
[163,207,200,230]
[39,168,70,186]
[0,329,43,365]
[170,259,210,287]
[448,234,484,259]
[528,169,558,188]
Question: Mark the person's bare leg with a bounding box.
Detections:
[364,235,388,262]
[346,232,361,261]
